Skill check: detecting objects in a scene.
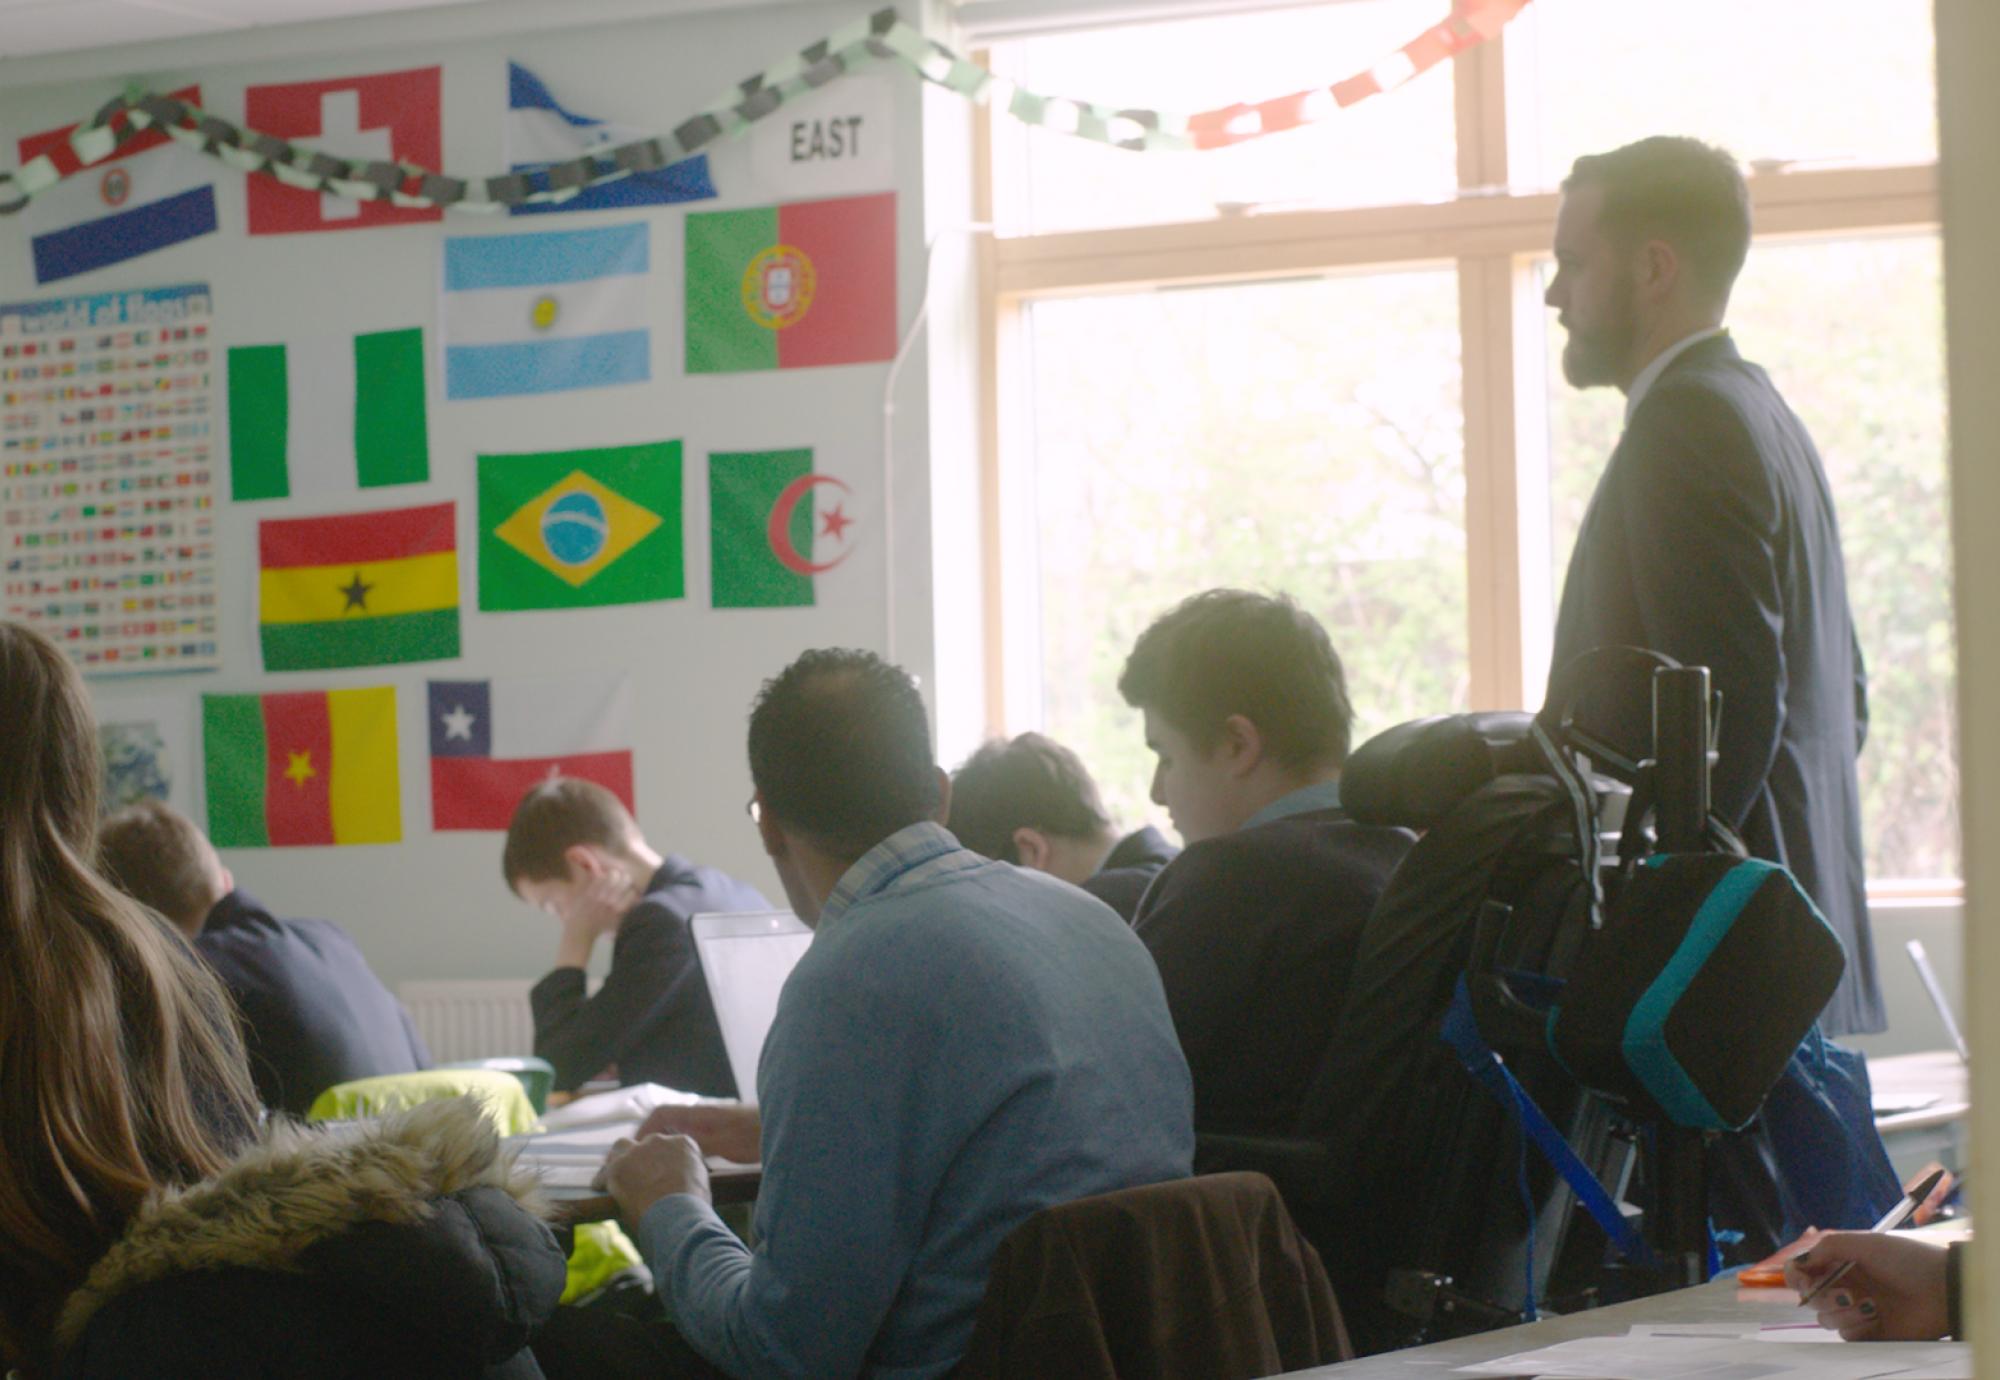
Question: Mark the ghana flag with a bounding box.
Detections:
[684,192,896,373]
[478,441,682,611]
[203,687,401,846]
[259,501,461,672]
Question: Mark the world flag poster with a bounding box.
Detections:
[203,687,401,846]
[505,61,717,215]
[227,327,427,500]
[245,66,443,235]
[258,501,461,671]
[16,86,218,285]
[709,449,856,608]
[1,284,221,674]
[478,441,681,611]
[443,222,650,399]
[428,673,635,830]
[684,192,896,373]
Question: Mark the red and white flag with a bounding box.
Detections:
[245,66,443,235]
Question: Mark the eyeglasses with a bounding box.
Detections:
[745,795,763,825]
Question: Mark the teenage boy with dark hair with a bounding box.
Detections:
[97,799,430,1116]
[503,777,769,1096]
[947,731,1178,922]
[1120,589,1414,1136]
[582,648,1193,1380]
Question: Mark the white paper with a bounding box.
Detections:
[750,75,895,199]
[1457,1329,1972,1380]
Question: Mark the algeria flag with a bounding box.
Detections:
[708,449,857,609]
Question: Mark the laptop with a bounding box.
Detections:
[691,909,813,1106]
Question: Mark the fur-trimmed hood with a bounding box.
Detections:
[54,1097,567,1379]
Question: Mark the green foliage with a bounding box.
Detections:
[1029,270,1467,832]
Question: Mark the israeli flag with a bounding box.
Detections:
[442,222,651,399]
[506,61,717,215]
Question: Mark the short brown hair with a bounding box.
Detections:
[949,734,1112,864]
[502,777,642,890]
[98,799,224,930]
[1119,589,1353,771]
[1563,136,1751,306]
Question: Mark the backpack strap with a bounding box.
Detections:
[1441,977,1661,1289]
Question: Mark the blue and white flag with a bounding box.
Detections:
[505,61,718,215]
[442,222,651,399]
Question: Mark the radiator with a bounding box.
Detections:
[398,979,537,1065]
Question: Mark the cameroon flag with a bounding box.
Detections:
[203,687,401,846]
[259,502,461,671]
[478,441,682,611]
[684,192,896,374]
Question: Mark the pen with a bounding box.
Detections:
[1798,1167,1947,1308]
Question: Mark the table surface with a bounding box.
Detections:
[1280,1278,1828,1377]
[1871,1050,1971,1135]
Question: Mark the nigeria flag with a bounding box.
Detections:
[227,328,429,501]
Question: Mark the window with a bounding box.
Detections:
[1028,270,1467,825]
[1505,0,1939,190]
[989,0,1457,234]
[979,2,1955,884]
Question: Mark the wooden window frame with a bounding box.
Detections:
[972,14,1945,881]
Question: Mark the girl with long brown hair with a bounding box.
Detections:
[0,621,260,1375]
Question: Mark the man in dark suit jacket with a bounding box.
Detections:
[1546,136,1878,1034]
[1120,590,1414,1135]
[98,800,431,1115]
[503,777,771,1094]
[947,731,1179,923]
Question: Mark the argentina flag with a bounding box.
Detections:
[506,61,717,215]
[442,222,650,399]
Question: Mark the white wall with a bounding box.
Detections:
[0,1,967,986]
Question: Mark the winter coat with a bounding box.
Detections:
[52,1097,568,1379]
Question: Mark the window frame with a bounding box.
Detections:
[972,16,1950,890]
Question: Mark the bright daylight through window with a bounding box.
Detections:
[984,0,1954,885]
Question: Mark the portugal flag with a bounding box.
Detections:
[684,192,896,373]
[709,449,857,608]
[258,501,460,671]
[203,687,401,847]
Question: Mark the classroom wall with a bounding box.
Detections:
[0,0,972,986]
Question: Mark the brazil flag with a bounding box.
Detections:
[477,440,683,611]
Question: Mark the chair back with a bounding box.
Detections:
[954,1172,1348,1380]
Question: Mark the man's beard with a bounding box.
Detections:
[1560,289,1638,389]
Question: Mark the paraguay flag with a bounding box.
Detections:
[442,222,650,399]
[428,674,635,830]
[17,85,219,285]
[505,61,717,215]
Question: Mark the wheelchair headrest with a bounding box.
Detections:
[1537,645,1707,783]
[1344,712,1539,829]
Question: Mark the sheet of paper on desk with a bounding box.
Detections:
[538,1082,708,1132]
[1455,1331,1968,1379]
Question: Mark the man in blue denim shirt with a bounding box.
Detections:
[596,649,1194,1380]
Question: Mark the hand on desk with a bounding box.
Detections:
[638,1103,762,1164]
[1785,1231,1950,1340]
[595,1134,712,1226]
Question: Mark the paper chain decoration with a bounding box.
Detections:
[0,0,1530,217]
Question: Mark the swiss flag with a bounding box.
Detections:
[244,66,443,234]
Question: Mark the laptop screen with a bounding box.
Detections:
[691,910,812,1105]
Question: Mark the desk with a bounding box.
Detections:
[1282,1278,1828,1377]
[546,1163,764,1226]
[1871,1050,1970,1181]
